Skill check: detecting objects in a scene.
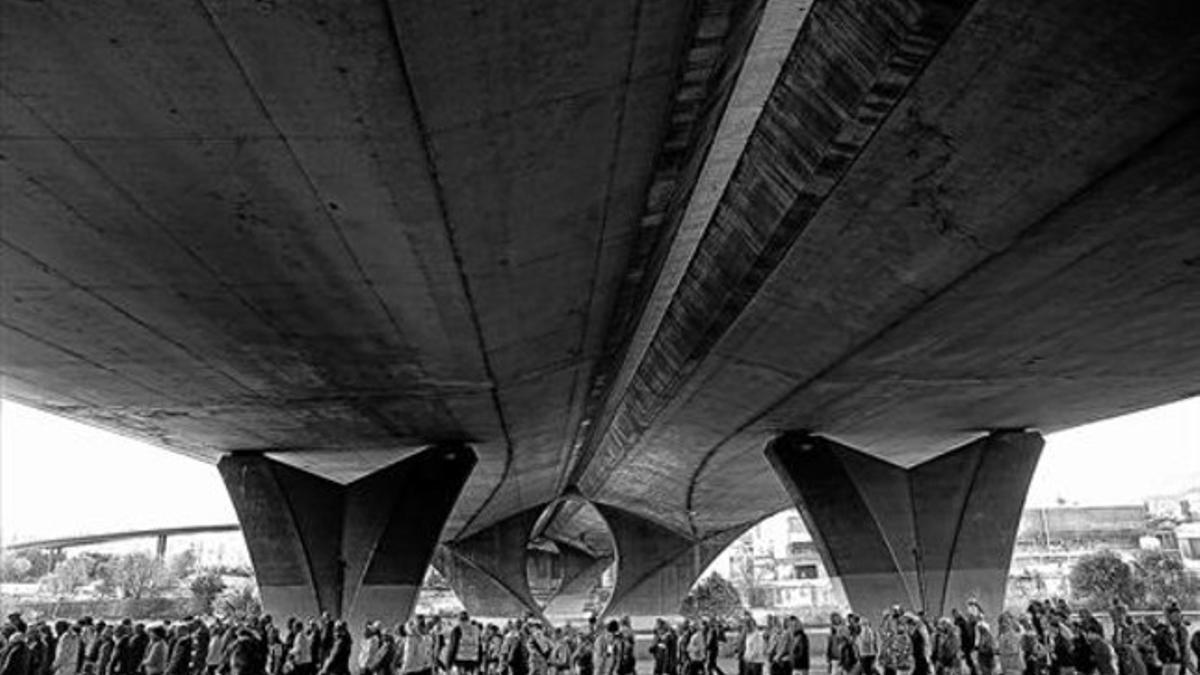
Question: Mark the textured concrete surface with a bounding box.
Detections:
[542,544,613,620]
[3,0,1200,620]
[435,506,545,619]
[218,444,474,626]
[766,431,1043,621]
[599,504,746,617]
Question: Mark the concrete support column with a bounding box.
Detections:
[541,543,612,620]
[765,431,1043,621]
[218,444,475,628]
[435,506,543,619]
[598,504,741,618]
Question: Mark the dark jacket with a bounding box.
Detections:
[1151,628,1178,667]
[96,640,114,675]
[108,638,134,675]
[190,632,209,675]
[39,637,55,675]
[506,639,528,675]
[319,637,350,675]
[168,638,192,675]
[790,630,810,671]
[27,639,47,675]
[129,635,149,675]
[652,631,677,675]
[614,634,636,675]
[317,628,335,669]
[1,640,30,675]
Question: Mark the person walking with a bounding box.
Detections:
[204,625,227,675]
[1083,624,1115,675]
[108,627,133,675]
[932,619,961,675]
[360,624,383,675]
[265,628,286,675]
[768,617,794,675]
[743,619,767,675]
[290,623,318,675]
[320,624,352,675]
[829,616,848,675]
[29,627,49,675]
[550,629,572,675]
[789,618,809,675]
[93,627,114,675]
[652,621,677,675]
[528,624,553,675]
[447,615,482,675]
[704,621,725,675]
[144,628,171,675]
[905,616,929,675]
[169,626,194,675]
[190,625,210,675]
[1162,603,1189,675]
[54,623,82,675]
[685,625,707,675]
[573,623,595,675]
[229,628,266,675]
[396,620,434,675]
[1,631,29,675]
[880,610,912,675]
[855,617,879,675]
[996,614,1023,675]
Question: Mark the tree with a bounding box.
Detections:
[40,555,96,596]
[169,549,199,581]
[730,540,773,609]
[5,549,62,581]
[102,553,170,599]
[214,584,262,621]
[0,556,33,582]
[29,550,60,580]
[1135,550,1200,609]
[1069,550,1141,608]
[681,572,744,620]
[189,570,227,615]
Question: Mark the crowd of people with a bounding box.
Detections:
[0,598,1195,675]
[0,611,643,675]
[814,598,1199,675]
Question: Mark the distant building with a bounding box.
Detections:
[719,512,845,614]
[719,503,1197,614]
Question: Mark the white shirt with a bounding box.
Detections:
[744,632,766,665]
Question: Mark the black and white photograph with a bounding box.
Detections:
[1,2,1198,675]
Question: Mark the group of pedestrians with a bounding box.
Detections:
[1,599,1194,675]
[646,616,741,675]
[0,610,644,675]
[815,598,1199,675]
[0,612,349,675]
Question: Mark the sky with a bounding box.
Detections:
[1,396,1198,544]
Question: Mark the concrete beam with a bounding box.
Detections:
[435,506,544,619]
[576,0,981,527]
[597,504,741,618]
[218,443,475,627]
[765,431,1042,621]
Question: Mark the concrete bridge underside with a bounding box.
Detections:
[3,0,1200,622]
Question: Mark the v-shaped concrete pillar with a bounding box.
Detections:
[435,506,544,619]
[598,504,742,618]
[541,543,612,620]
[765,431,1042,621]
[218,444,474,628]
